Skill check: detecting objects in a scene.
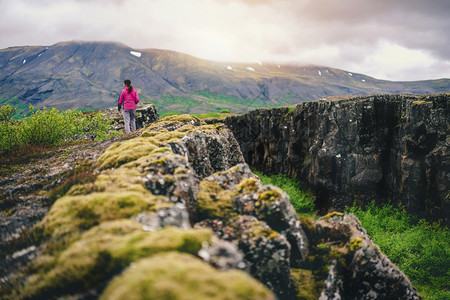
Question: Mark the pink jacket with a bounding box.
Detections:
[119,87,140,110]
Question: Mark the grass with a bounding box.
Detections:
[348,202,449,299]
[252,171,448,299]
[153,90,300,116]
[253,171,315,216]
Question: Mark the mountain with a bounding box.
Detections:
[0,41,449,115]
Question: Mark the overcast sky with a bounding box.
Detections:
[1,0,449,81]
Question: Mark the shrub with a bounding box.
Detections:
[253,171,315,215]
[348,201,449,299]
[0,105,18,152]
[0,105,117,153]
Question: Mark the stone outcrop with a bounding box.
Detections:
[98,103,159,131]
[225,94,449,222]
[1,113,420,299]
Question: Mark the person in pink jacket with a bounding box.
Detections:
[118,79,140,133]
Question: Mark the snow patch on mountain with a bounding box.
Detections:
[130,51,141,58]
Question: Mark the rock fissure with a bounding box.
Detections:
[0,97,429,299]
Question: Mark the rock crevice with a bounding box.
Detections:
[1,105,424,299]
[225,94,449,222]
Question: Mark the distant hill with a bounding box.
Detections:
[0,41,449,116]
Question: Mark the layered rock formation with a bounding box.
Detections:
[226,94,449,222]
[1,113,419,299]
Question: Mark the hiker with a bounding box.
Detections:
[118,79,140,133]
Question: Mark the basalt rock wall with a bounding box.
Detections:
[225,94,449,222]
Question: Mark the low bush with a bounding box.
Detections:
[348,202,449,299]
[0,104,119,153]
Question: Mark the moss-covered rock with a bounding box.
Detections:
[197,180,237,220]
[196,214,295,298]
[291,268,324,300]
[23,221,213,299]
[97,137,160,170]
[295,213,420,300]
[100,252,275,300]
[40,190,157,242]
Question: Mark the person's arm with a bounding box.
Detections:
[119,91,125,106]
[135,90,140,104]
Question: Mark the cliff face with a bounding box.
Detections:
[226,94,449,221]
[1,114,419,299]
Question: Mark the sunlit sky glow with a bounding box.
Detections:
[1,0,449,81]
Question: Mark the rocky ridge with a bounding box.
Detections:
[226,94,449,222]
[1,109,419,299]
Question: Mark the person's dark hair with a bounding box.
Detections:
[124,79,132,93]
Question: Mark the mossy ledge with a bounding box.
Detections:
[3,113,420,299]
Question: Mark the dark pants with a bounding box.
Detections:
[123,109,136,133]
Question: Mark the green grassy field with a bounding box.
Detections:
[152,91,298,116]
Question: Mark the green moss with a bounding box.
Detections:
[24,221,213,299]
[100,252,275,300]
[197,181,237,220]
[163,114,200,123]
[140,129,190,143]
[97,137,159,169]
[291,268,324,300]
[350,237,363,251]
[303,153,312,166]
[412,100,427,106]
[41,166,157,242]
[258,190,281,203]
[92,168,148,193]
[288,106,295,114]
[248,221,279,240]
[41,190,157,241]
[174,168,189,175]
[322,211,344,219]
[236,178,260,194]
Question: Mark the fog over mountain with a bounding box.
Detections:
[0,41,449,114]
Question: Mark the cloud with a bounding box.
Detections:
[0,0,449,80]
